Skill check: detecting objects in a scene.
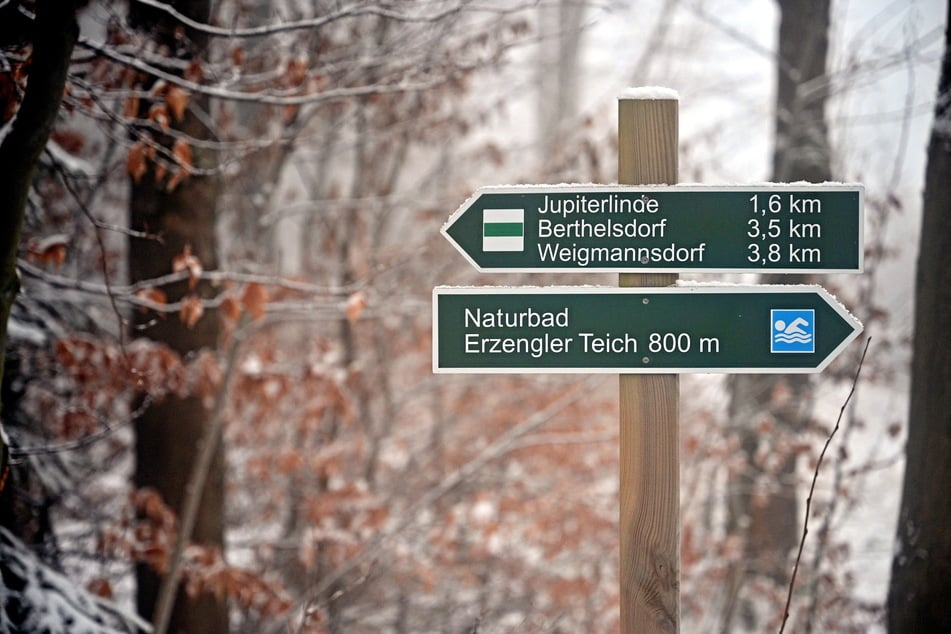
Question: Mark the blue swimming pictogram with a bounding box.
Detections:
[771,309,815,353]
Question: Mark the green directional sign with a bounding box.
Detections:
[442,185,863,273]
[433,285,862,373]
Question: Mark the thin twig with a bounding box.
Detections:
[10,394,153,457]
[300,378,596,617]
[77,37,456,107]
[778,337,871,633]
[47,155,130,351]
[18,258,357,297]
[151,322,245,634]
[129,0,471,38]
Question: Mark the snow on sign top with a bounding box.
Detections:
[618,86,680,100]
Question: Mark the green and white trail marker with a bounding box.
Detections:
[433,285,862,374]
[442,184,863,273]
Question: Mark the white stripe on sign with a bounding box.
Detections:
[482,208,524,252]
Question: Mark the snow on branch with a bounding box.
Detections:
[0,528,151,633]
[77,37,464,108]
[130,0,483,39]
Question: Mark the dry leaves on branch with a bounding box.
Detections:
[179,295,204,328]
[166,138,193,191]
[345,291,367,324]
[241,282,268,321]
[172,244,202,289]
[134,287,168,313]
[85,578,114,600]
[123,95,139,119]
[184,60,204,83]
[182,545,293,618]
[127,141,150,183]
[166,86,189,122]
[230,46,244,67]
[220,295,242,324]
[149,103,170,132]
[285,57,309,87]
[26,234,68,266]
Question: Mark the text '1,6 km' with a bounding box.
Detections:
[442,184,864,273]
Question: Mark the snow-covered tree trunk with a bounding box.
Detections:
[887,6,951,631]
[0,0,80,530]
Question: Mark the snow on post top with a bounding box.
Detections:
[618,86,679,100]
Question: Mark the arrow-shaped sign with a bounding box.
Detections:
[433,285,863,373]
[441,184,863,273]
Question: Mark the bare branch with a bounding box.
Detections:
[18,259,356,299]
[10,395,154,457]
[151,325,244,634]
[77,36,464,107]
[300,378,597,616]
[779,337,872,633]
[130,0,471,38]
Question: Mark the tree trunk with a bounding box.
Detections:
[537,0,586,174]
[0,0,80,520]
[722,0,831,628]
[127,2,227,632]
[887,7,951,631]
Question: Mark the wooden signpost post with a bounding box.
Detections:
[617,94,680,633]
[433,91,863,633]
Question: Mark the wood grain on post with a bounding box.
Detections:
[618,96,680,633]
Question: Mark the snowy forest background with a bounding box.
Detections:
[0,0,948,632]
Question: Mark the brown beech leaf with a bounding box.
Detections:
[148,79,168,99]
[277,450,303,475]
[51,128,84,154]
[166,168,186,192]
[153,161,167,185]
[166,85,189,122]
[240,283,268,321]
[282,104,299,125]
[26,234,68,266]
[127,141,148,183]
[179,294,204,328]
[135,287,168,313]
[86,578,114,600]
[149,103,170,132]
[220,295,242,324]
[166,138,193,191]
[171,138,192,169]
[230,45,244,67]
[285,57,308,87]
[123,95,140,119]
[172,244,202,289]
[189,349,223,402]
[184,60,204,83]
[345,291,367,324]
